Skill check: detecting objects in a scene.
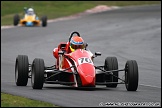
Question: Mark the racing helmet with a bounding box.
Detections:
[70,36,84,52]
[27,8,34,15]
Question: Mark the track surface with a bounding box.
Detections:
[1,5,161,107]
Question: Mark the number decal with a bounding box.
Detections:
[78,57,93,65]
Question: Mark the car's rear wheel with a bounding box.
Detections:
[15,55,29,86]
[31,58,45,89]
[13,14,20,26]
[125,60,138,91]
[104,57,118,88]
[41,16,47,27]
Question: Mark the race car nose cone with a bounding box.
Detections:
[77,64,96,87]
[81,75,95,87]
[85,75,93,83]
[85,75,94,83]
[26,22,33,26]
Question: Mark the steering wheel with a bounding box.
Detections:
[69,31,81,42]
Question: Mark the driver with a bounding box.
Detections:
[24,7,35,15]
[69,36,85,52]
[68,35,94,61]
[27,8,35,15]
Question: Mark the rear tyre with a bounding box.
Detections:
[13,14,20,26]
[41,16,47,27]
[104,57,118,88]
[31,58,45,89]
[15,55,29,86]
[125,60,138,91]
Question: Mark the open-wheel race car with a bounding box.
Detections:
[15,31,138,91]
[13,8,47,27]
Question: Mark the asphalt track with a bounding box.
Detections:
[1,5,161,107]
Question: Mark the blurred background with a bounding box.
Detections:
[1,1,161,26]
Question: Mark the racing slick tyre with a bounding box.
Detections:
[15,55,29,86]
[41,16,47,27]
[31,58,45,89]
[104,57,118,88]
[13,14,20,26]
[125,60,138,91]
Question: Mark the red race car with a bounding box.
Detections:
[15,31,138,91]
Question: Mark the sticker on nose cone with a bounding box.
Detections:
[78,57,93,65]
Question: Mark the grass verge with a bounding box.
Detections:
[1,93,58,107]
[1,1,161,26]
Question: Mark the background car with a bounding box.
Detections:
[13,9,47,27]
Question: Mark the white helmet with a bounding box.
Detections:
[28,8,34,12]
[27,8,34,15]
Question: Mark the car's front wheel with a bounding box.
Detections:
[31,58,45,89]
[15,55,29,86]
[13,14,20,26]
[41,16,47,27]
[125,60,138,91]
[104,57,118,88]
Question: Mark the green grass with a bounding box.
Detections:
[1,93,58,107]
[1,1,161,26]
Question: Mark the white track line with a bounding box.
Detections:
[139,84,161,88]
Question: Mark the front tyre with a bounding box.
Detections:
[125,60,138,91]
[31,58,45,89]
[41,16,47,27]
[104,57,118,88]
[13,14,20,26]
[15,55,29,86]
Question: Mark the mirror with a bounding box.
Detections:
[95,52,101,56]
[84,43,88,50]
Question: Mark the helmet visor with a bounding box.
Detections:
[28,11,34,15]
[70,43,84,50]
